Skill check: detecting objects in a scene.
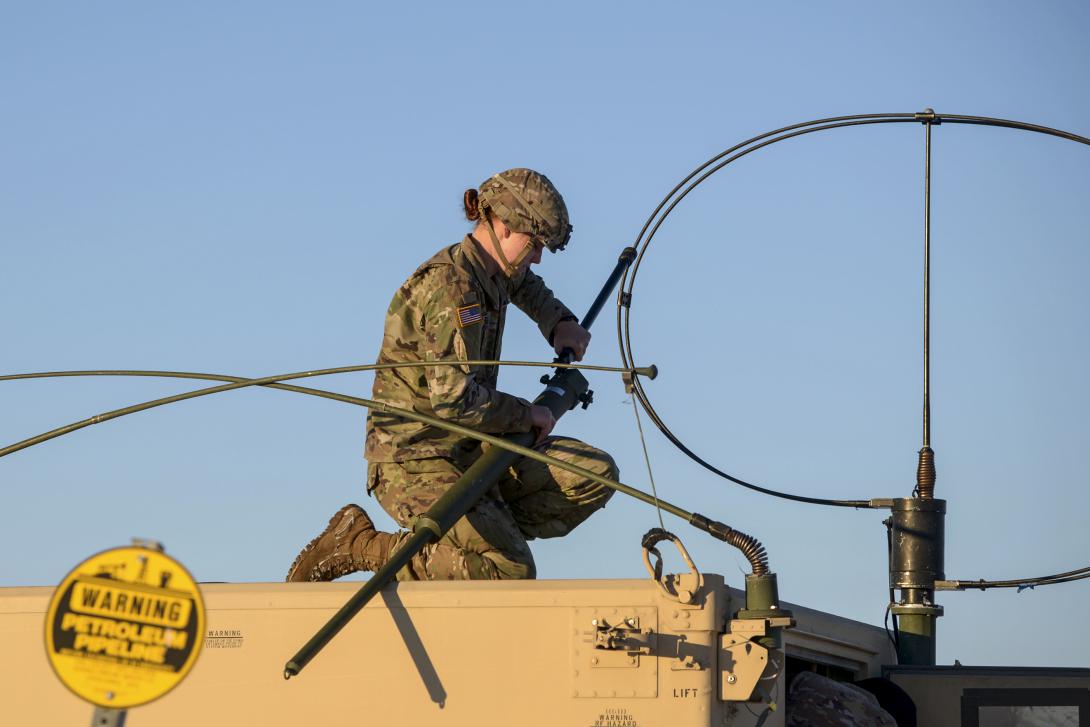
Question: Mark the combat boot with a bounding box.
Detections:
[285,504,397,582]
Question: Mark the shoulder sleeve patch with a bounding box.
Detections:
[455,303,483,328]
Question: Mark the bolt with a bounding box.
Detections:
[591,657,598,665]
[727,674,737,684]
[591,618,598,626]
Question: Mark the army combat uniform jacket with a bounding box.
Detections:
[362,237,617,580]
[365,236,576,463]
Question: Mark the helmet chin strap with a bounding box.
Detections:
[509,242,535,271]
[482,207,520,277]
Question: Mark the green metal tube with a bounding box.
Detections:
[283,527,436,679]
[0,360,655,386]
[891,605,941,666]
[282,430,539,678]
[0,360,655,460]
[735,573,792,650]
[3,369,690,521]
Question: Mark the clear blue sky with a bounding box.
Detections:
[3,1,1088,668]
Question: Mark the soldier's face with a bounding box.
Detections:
[505,232,544,274]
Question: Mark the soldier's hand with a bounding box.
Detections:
[529,405,556,444]
[552,320,591,361]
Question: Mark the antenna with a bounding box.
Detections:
[888,109,946,666]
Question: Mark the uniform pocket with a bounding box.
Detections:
[400,457,463,477]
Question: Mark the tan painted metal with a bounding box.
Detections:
[2,575,892,726]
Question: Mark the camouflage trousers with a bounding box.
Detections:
[367,436,617,581]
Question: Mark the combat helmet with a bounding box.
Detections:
[478,168,573,254]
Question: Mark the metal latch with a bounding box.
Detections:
[586,616,652,667]
[572,607,659,697]
[719,617,792,702]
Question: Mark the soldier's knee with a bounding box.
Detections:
[600,452,619,482]
[586,451,618,506]
[474,551,535,580]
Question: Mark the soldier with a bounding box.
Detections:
[286,168,618,582]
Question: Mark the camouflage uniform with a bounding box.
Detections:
[364,236,617,580]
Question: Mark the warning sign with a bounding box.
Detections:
[44,546,205,709]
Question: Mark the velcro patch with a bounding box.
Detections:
[455,303,483,328]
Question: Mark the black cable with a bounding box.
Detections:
[883,604,899,658]
[883,517,900,657]
[940,566,1090,591]
[619,111,1090,508]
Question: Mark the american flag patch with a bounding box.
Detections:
[455,303,483,328]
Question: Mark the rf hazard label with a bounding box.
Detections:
[44,546,205,709]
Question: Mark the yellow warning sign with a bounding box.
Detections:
[44,546,205,709]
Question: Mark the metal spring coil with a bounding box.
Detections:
[726,528,769,576]
[916,446,936,499]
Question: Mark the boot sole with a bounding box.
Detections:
[285,504,367,582]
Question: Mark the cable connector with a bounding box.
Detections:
[690,513,733,540]
[915,108,941,125]
[619,292,632,308]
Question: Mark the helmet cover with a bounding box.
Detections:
[478,168,572,252]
